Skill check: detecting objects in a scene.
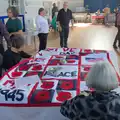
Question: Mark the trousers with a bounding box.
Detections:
[60,26,69,48]
[38,33,48,51]
[113,26,120,46]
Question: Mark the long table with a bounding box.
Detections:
[0,48,119,120]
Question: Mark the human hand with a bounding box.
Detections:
[58,25,62,32]
[71,25,74,30]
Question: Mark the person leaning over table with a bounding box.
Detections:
[57,2,74,48]
[36,8,49,51]
[6,7,23,36]
[60,61,120,120]
[0,21,11,55]
[3,34,31,70]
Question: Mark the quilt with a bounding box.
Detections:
[0,48,117,107]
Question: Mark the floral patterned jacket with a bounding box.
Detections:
[60,91,120,120]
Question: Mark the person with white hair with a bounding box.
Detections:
[60,61,120,120]
[57,2,74,48]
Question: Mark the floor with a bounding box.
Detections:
[25,23,120,66]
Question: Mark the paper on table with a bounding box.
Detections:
[15,75,41,88]
[80,81,89,91]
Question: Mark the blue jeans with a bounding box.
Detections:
[104,14,109,24]
[60,26,69,48]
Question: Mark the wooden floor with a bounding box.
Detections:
[25,23,120,66]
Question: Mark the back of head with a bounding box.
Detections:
[11,35,24,49]
[86,61,119,91]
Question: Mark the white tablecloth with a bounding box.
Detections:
[0,51,119,120]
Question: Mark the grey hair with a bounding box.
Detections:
[86,61,119,91]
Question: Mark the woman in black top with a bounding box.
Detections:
[3,35,31,70]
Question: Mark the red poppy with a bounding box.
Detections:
[26,72,38,77]
[56,56,63,59]
[67,55,78,59]
[32,65,42,71]
[95,50,106,53]
[11,72,22,77]
[56,92,72,102]
[84,73,88,79]
[84,49,92,53]
[41,82,54,89]
[51,59,60,65]
[84,67,91,71]
[19,65,31,71]
[60,81,74,90]
[67,60,75,63]
[35,90,50,102]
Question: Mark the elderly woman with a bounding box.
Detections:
[6,7,23,36]
[60,61,120,120]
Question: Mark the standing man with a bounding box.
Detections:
[52,3,58,19]
[36,8,49,51]
[57,2,74,48]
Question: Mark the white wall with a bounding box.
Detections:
[0,0,9,16]
[24,0,85,30]
[24,0,56,18]
[58,0,84,12]
[25,0,84,18]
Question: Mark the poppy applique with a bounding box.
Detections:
[84,67,91,72]
[49,59,60,65]
[35,90,50,102]
[32,65,42,71]
[58,81,74,90]
[84,49,92,53]
[11,72,23,77]
[67,60,75,63]
[25,72,38,77]
[41,81,54,89]
[19,65,31,71]
[56,91,72,102]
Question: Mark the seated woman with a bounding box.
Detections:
[3,35,31,70]
[60,61,120,120]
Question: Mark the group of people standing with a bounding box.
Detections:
[0,7,31,77]
[36,2,74,50]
